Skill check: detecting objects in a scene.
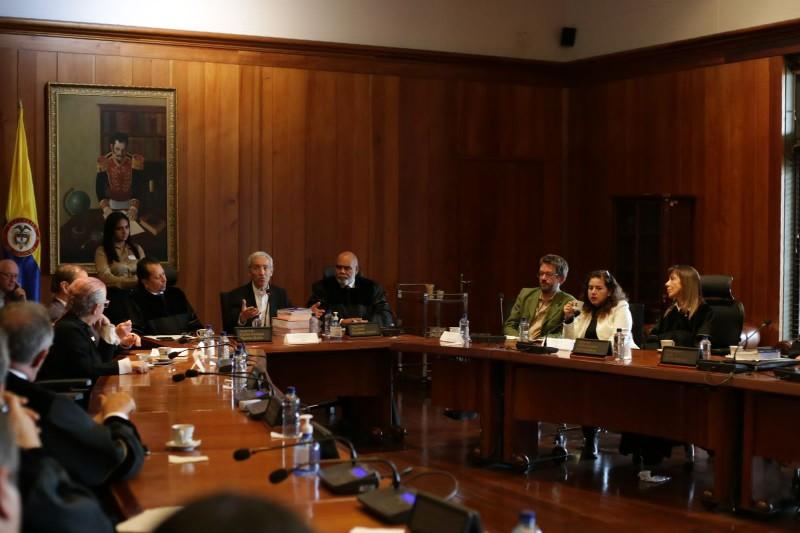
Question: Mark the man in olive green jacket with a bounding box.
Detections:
[503,254,574,338]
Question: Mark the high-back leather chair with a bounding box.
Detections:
[700,275,744,351]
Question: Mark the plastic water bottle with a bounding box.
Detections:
[698,335,711,360]
[323,313,332,337]
[519,317,530,342]
[219,331,230,365]
[459,314,470,344]
[204,324,215,359]
[281,386,300,438]
[330,312,343,340]
[511,510,541,533]
[309,315,320,334]
[621,330,632,362]
[293,414,320,475]
[613,328,624,361]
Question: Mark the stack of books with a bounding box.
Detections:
[273,308,313,337]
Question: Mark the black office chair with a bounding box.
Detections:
[629,302,645,349]
[700,275,744,352]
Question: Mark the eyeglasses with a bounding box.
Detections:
[103,300,110,309]
[335,264,354,272]
[538,271,558,279]
[0,272,18,280]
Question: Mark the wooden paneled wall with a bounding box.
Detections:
[0,28,563,333]
[565,57,784,342]
[0,21,788,340]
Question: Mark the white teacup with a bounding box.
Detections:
[171,424,195,445]
[659,339,675,348]
[196,328,207,338]
[571,300,584,314]
[158,347,171,360]
[729,345,741,355]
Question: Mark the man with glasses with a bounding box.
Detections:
[308,251,394,327]
[0,260,25,309]
[504,254,574,338]
[222,251,292,334]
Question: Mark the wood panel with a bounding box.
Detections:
[0,23,787,342]
[567,57,782,342]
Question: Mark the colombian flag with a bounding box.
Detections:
[3,103,41,302]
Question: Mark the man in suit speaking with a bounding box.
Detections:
[222,252,292,334]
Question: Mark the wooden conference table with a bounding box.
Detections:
[98,335,800,528]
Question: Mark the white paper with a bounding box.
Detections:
[168,455,208,464]
[350,528,405,533]
[284,332,321,345]
[546,338,575,351]
[116,507,182,533]
[439,331,464,346]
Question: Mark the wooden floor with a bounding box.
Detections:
[371,377,800,532]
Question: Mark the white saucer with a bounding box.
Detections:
[166,439,201,451]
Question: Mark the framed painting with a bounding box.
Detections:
[47,83,177,273]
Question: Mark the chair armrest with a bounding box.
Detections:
[36,378,93,392]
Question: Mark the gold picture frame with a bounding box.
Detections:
[47,82,177,274]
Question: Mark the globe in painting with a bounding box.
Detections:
[63,188,91,217]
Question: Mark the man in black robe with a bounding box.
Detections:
[128,257,202,335]
[307,251,394,327]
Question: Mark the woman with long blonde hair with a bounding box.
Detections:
[648,265,713,347]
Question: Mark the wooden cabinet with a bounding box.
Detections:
[614,195,695,323]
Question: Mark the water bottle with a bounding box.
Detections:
[293,414,320,475]
[511,510,541,533]
[323,313,332,337]
[519,317,530,342]
[330,312,343,340]
[309,314,320,334]
[281,386,300,437]
[698,335,711,361]
[613,328,624,360]
[621,330,632,362]
[204,324,215,359]
[219,331,230,366]
[459,314,470,344]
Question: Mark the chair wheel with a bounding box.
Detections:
[552,446,568,464]
[512,454,531,473]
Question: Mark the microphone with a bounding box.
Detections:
[171,370,258,383]
[166,340,236,359]
[233,434,355,461]
[731,319,772,366]
[698,319,773,374]
[498,293,505,332]
[270,456,400,502]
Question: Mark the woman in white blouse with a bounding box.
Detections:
[562,269,636,346]
[561,269,635,460]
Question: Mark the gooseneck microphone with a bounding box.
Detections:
[172,370,257,383]
[731,319,773,365]
[233,434,357,462]
[166,340,236,359]
[498,293,505,332]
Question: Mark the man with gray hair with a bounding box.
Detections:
[3,302,145,488]
[222,251,292,334]
[47,264,88,322]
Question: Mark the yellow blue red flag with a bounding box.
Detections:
[3,103,41,301]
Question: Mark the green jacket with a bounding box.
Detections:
[503,288,574,337]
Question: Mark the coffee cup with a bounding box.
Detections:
[729,345,741,356]
[158,347,171,361]
[196,328,207,338]
[171,424,195,445]
[659,339,675,348]
[571,300,584,314]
